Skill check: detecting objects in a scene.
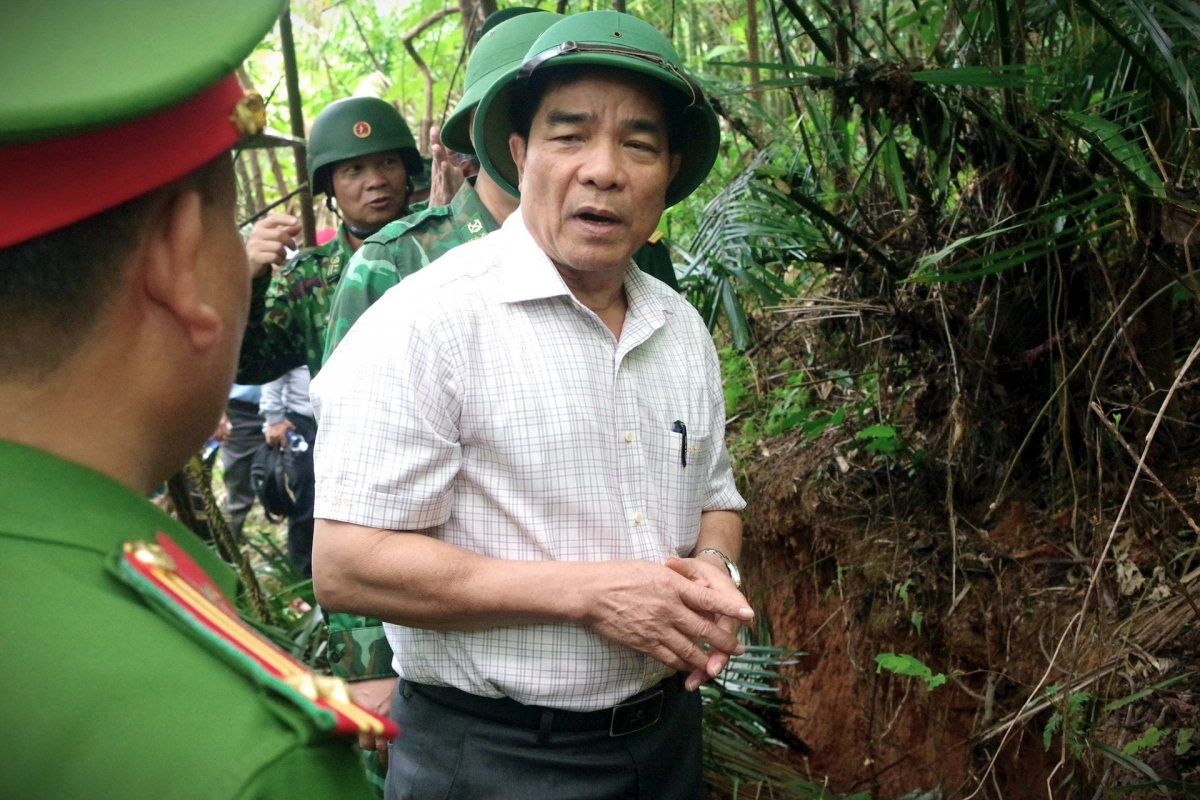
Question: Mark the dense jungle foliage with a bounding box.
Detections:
[180,1,1200,797]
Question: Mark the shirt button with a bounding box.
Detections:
[624,431,636,443]
[633,512,644,525]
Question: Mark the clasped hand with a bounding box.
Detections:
[585,557,753,692]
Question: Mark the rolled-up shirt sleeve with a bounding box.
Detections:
[701,340,746,513]
[310,299,463,532]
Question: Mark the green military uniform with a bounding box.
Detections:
[323,179,497,362]
[238,226,353,384]
[0,445,376,800]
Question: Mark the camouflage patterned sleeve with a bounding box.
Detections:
[322,237,427,364]
[326,613,397,681]
[237,262,310,384]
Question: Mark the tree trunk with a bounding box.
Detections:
[747,0,761,103]
[236,67,293,212]
[460,0,496,50]
[234,154,256,220]
[248,151,267,212]
[278,3,316,248]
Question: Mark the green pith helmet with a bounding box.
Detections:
[480,7,542,38]
[473,11,720,207]
[306,96,423,196]
[441,10,563,155]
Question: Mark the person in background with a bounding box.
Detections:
[237,96,424,385]
[260,365,317,577]
[312,12,745,799]
[221,383,266,540]
[0,3,387,797]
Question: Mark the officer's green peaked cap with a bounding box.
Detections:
[441,10,563,155]
[0,0,285,249]
[307,97,423,196]
[473,10,720,207]
[0,0,285,144]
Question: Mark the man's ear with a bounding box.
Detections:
[140,188,222,350]
[667,152,683,185]
[509,132,528,190]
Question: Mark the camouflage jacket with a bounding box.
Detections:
[321,184,682,683]
[323,180,498,361]
[237,226,354,385]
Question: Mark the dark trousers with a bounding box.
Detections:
[221,401,265,540]
[385,677,703,800]
[285,412,317,578]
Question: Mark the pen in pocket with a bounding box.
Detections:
[671,420,687,467]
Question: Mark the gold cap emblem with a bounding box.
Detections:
[230,92,267,137]
[353,121,372,138]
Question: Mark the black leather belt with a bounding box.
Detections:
[405,674,679,738]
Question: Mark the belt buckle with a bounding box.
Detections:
[608,689,664,737]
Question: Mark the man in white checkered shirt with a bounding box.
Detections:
[311,12,749,799]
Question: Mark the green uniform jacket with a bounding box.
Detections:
[237,226,354,385]
[318,180,683,683]
[0,441,373,800]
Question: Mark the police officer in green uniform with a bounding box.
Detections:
[236,97,423,384]
[323,8,681,361]
[0,3,384,798]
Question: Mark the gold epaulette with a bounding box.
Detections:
[116,533,397,740]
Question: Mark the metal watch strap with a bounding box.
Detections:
[694,548,743,591]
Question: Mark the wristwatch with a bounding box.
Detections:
[694,548,743,591]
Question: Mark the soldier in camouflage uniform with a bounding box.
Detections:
[237,97,423,384]
[324,9,680,360]
[234,96,423,795]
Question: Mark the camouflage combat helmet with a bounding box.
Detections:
[473,11,720,207]
[440,9,562,155]
[306,97,423,196]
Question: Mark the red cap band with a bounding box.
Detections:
[0,75,247,249]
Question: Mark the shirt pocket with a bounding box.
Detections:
[641,403,713,555]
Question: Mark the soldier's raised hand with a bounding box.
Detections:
[428,126,465,209]
[246,214,301,278]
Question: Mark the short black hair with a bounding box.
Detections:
[0,155,228,382]
[509,65,686,153]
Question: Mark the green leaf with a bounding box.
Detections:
[1177,728,1195,756]
[875,653,946,690]
[707,60,838,78]
[1123,726,1171,757]
[1059,111,1165,196]
[1044,711,1063,751]
[857,425,898,440]
[910,65,1038,88]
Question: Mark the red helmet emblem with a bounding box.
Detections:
[353,121,371,138]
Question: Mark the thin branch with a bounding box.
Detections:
[347,8,389,79]
[403,8,460,154]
